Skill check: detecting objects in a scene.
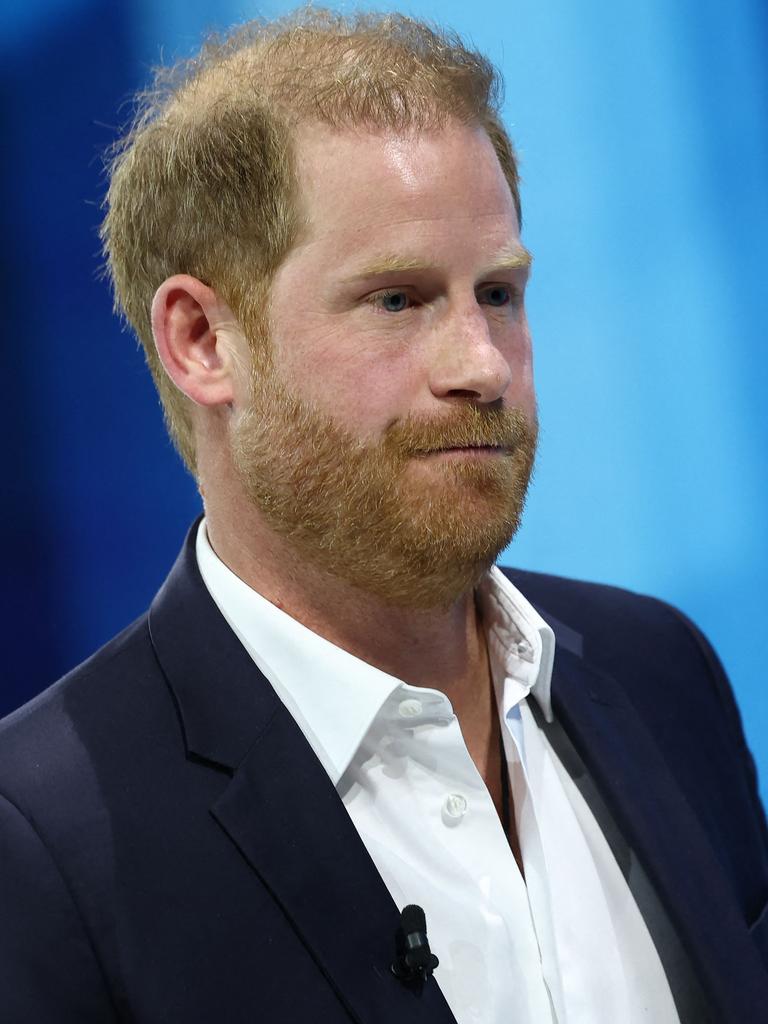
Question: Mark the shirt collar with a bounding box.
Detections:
[481,565,555,723]
[196,520,555,784]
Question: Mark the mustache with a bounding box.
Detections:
[384,404,537,457]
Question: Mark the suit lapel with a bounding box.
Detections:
[211,707,455,1024]
[149,522,455,1024]
[150,523,767,1020]
[550,644,768,1021]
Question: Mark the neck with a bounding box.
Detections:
[204,502,489,698]
[204,488,503,831]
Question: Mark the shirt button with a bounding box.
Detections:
[398,698,423,719]
[442,793,468,824]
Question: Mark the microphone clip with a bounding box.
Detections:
[391,904,439,983]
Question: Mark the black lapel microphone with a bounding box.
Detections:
[391,904,439,982]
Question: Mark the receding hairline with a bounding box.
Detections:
[101,6,523,474]
[112,6,514,167]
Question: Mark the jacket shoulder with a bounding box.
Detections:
[500,564,726,678]
[503,564,768,858]
[501,564,675,629]
[0,613,173,808]
[502,564,735,703]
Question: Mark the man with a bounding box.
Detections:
[1,8,767,1022]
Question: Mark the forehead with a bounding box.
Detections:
[287,121,521,267]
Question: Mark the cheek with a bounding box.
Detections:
[271,314,423,436]
[503,326,537,415]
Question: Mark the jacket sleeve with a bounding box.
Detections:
[0,792,118,1023]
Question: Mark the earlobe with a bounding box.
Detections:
[151,274,243,408]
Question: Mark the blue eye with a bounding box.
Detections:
[378,291,410,312]
[483,285,511,307]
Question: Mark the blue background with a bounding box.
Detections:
[2,2,766,797]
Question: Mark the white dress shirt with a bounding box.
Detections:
[196,520,680,1024]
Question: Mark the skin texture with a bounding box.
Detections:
[151,121,537,869]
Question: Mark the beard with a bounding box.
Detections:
[230,360,538,610]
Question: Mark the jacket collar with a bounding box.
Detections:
[543,622,768,1021]
[148,523,767,1022]
[148,519,456,1024]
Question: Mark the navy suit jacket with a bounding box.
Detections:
[1,521,768,1022]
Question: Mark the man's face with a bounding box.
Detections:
[230,121,538,609]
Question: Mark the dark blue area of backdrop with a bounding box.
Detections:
[1,2,200,711]
[2,0,767,799]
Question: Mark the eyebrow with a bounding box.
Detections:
[486,245,534,273]
[342,245,533,283]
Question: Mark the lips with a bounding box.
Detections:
[423,444,509,456]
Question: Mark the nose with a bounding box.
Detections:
[427,306,514,403]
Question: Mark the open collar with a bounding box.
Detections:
[149,518,457,1024]
[148,522,768,1023]
[194,519,558,783]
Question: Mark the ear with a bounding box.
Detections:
[150,275,248,407]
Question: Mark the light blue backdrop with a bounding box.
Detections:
[2,1,766,797]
